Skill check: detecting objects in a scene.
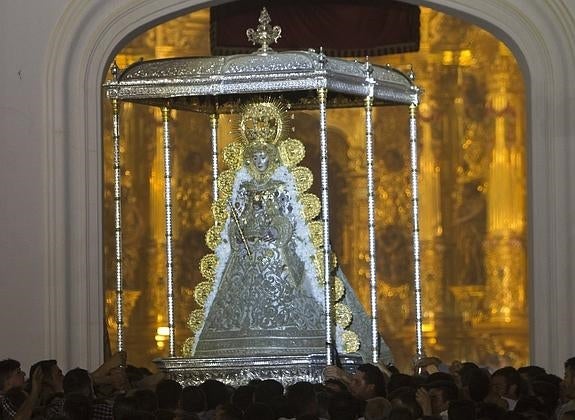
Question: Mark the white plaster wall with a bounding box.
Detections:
[0,0,573,375]
[0,0,70,373]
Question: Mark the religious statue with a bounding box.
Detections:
[183,100,393,364]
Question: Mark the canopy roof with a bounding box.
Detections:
[103,8,419,113]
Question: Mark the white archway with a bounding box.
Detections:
[44,0,575,373]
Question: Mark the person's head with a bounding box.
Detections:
[182,385,207,413]
[253,379,283,404]
[387,373,416,395]
[465,369,491,402]
[29,359,64,395]
[156,378,183,410]
[199,379,229,410]
[388,386,422,419]
[364,396,392,420]
[63,392,93,420]
[426,380,459,415]
[132,388,159,413]
[63,367,93,397]
[0,359,25,392]
[328,390,361,420]
[447,399,476,420]
[350,363,387,400]
[491,367,523,400]
[285,381,318,417]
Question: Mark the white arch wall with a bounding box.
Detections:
[0,0,573,374]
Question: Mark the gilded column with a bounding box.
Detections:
[484,44,526,324]
[418,96,444,331]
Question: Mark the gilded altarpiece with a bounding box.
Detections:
[103,8,527,371]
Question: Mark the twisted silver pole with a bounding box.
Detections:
[364,90,379,364]
[409,103,424,360]
[161,106,176,357]
[318,87,333,365]
[112,98,125,352]
[210,113,219,202]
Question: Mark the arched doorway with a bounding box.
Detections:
[45,0,575,375]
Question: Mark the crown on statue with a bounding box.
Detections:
[238,100,287,146]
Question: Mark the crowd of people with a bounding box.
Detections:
[1,352,574,420]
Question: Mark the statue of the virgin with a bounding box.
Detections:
[184,100,393,364]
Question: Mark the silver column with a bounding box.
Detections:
[318,87,333,365]
[161,106,176,357]
[409,103,424,360]
[210,113,219,202]
[112,98,125,352]
[364,75,379,363]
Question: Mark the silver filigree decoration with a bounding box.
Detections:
[246,7,281,53]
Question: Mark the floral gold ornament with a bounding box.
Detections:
[212,199,229,226]
[300,193,321,221]
[335,302,353,328]
[200,253,218,281]
[182,337,195,357]
[217,170,236,198]
[332,276,345,301]
[342,330,360,353]
[308,221,324,249]
[278,138,305,167]
[223,141,245,170]
[205,224,223,251]
[291,166,314,193]
[187,308,205,332]
[194,281,213,306]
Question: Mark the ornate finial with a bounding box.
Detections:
[246,7,281,53]
[110,61,119,81]
[408,65,416,81]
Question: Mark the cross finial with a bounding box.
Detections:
[246,7,281,53]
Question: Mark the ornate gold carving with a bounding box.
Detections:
[335,302,352,328]
[300,193,321,221]
[292,166,314,193]
[223,141,245,170]
[278,138,305,167]
[187,309,205,332]
[342,330,360,353]
[194,281,214,307]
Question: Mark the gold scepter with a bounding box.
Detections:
[229,202,252,257]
